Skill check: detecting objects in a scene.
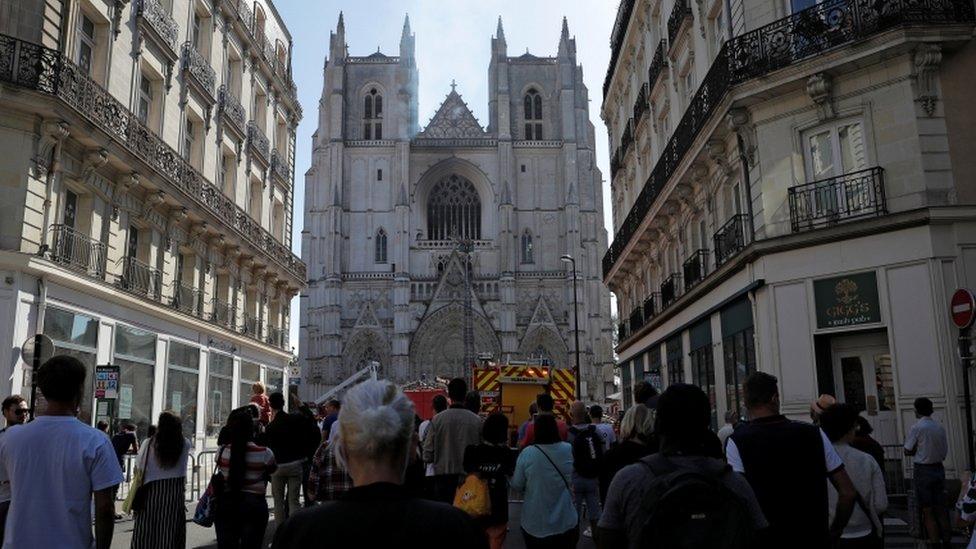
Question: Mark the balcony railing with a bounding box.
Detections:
[243,313,263,338]
[210,297,234,328]
[714,214,751,268]
[788,167,886,232]
[270,149,290,184]
[171,283,203,317]
[667,0,694,46]
[644,294,658,323]
[0,34,307,283]
[117,256,162,300]
[620,120,634,157]
[648,40,667,90]
[48,224,106,278]
[602,0,975,279]
[633,83,649,125]
[218,85,246,135]
[603,0,638,99]
[223,0,298,105]
[628,307,644,334]
[181,42,216,100]
[617,321,628,342]
[683,249,709,291]
[266,325,286,349]
[247,121,270,163]
[138,0,179,56]
[610,148,622,179]
[661,274,681,307]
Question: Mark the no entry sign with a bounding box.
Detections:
[952,289,976,329]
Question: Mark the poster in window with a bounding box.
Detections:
[118,385,133,419]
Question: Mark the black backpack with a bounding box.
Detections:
[569,424,604,478]
[630,453,755,549]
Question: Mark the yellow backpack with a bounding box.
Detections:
[453,473,491,518]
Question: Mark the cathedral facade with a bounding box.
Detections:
[300,14,614,401]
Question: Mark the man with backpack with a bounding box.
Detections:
[568,400,605,539]
[596,384,766,549]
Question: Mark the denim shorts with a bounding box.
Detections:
[913,463,946,507]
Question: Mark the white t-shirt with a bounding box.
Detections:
[0,427,16,503]
[593,422,617,452]
[137,438,192,484]
[726,428,844,474]
[418,419,434,477]
[0,416,123,548]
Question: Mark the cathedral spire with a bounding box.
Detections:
[400,13,415,63]
[402,13,411,37]
[496,16,506,42]
[330,12,347,62]
[558,16,574,59]
[561,16,570,42]
[337,11,345,33]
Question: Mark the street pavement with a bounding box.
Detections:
[109,499,598,549]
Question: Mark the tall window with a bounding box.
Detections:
[374,228,388,264]
[523,88,543,139]
[264,366,284,395]
[166,342,199,442]
[666,335,684,385]
[521,230,534,264]
[184,119,196,163]
[114,324,156,439]
[426,174,481,240]
[239,361,261,407]
[43,307,98,424]
[363,88,383,140]
[78,14,96,76]
[804,120,867,181]
[191,12,202,50]
[137,74,153,124]
[206,353,233,447]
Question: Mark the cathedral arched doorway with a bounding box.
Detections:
[342,329,391,381]
[409,303,500,380]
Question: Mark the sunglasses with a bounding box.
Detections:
[13,409,27,416]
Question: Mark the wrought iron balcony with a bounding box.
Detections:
[633,83,649,125]
[667,0,693,47]
[211,297,234,328]
[603,0,638,99]
[603,0,974,279]
[617,322,628,342]
[610,148,622,179]
[171,283,203,317]
[713,214,751,268]
[788,167,886,232]
[0,34,307,283]
[683,249,709,292]
[645,293,660,322]
[242,313,263,338]
[247,121,270,164]
[661,274,681,308]
[137,0,179,56]
[117,256,162,301]
[218,85,246,135]
[181,42,216,100]
[270,149,290,184]
[628,307,644,334]
[266,325,286,349]
[648,40,667,90]
[620,119,635,157]
[48,224,106,279]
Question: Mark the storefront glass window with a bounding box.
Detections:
[690,346,716,430]
[166,341,199,443]
[239,361,261,408]
[114,324,156,440]
[666,336,684,386]
[723,328,756,419]
[621,361,632,410]
[43,307,97,424]
[206,353,233,447]
[264,366,284,396]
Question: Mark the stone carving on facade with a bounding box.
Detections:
[416,87,487,139]
[32,120,69,178]
[913,44,942,118]
[806,73,835,121]
[726,108,757,167]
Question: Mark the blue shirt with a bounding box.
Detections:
[511,442,577,537]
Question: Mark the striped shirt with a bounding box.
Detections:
[217,442,276,495]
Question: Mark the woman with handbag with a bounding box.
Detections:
[511,414,578,549]
[462,413,517,549]
[214,406,276,549]
[131,411,191,549]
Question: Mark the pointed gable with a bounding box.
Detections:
[354,301,380,329]
[422,251,485,318]
[528,296,556,327]
[417,87,486,139]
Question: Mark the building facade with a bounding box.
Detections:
[602,0,976,470]
[0,0,304,451]
[300,15,615,401]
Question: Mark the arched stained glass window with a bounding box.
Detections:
[524,88,543,140]
[375,228,388,263]
[363,88,382,140]
[521,229,534,264]
[426,175,481,241]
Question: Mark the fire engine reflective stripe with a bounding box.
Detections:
[550,369,575,400]
[474,368,501,392]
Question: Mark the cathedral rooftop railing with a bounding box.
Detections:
[411,138,498,148]
[345,139,396,147]
[513,140,563,148]
[348,55,401,64]
[416,239,494,249]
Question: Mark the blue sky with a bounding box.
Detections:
[276,0,617,347]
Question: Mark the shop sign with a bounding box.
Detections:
[814,272,881,329]
[94,365,120,399]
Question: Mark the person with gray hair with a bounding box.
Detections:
[272,379,487,548]
[598,404,657,503]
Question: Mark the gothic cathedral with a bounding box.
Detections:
[300,14,614,401]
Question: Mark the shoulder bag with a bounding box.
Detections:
[122,440,151,514]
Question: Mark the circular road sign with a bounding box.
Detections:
[21,334,54,367]
[952,289,976,329]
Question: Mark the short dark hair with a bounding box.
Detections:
[465,390,481,414]
[327,399,341,410]
[655,384,711,454]
[482,413,509,445]
[37,355,86,404]
[432,394,448,413]
[589,404,603,419]
[448,378,467,402]
[533,414,560,444]
[96,420,109,431]
[634,381,658,406]
[820,403,859,443]
[2,395,24,412]
[536,393,554,412]
[269,392,285,410]
[914,397,934,417]
[743,372,778,409]
[854,415,873,436]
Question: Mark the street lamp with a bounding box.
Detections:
[560,254,583,400]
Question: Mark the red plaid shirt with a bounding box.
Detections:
[309,442,352,502]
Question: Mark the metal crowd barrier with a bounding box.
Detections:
[882,443,909,498]
[113,450,202,504]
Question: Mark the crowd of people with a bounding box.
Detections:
[0,353,968,548]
